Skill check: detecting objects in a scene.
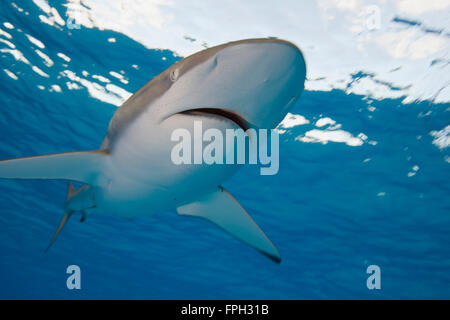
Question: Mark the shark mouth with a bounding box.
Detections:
[178,108,251,132]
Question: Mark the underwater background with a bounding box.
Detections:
[0,1,449,299]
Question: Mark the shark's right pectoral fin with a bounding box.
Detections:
[177,186,281,263]
[0,151,108,185]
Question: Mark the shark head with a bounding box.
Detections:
[158,38,307,130]
[105,38,306,150]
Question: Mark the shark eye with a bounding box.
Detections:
[170,69,179,82]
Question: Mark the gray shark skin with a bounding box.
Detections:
[0,38,306,263]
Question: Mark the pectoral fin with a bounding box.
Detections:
[177,186,281,263]
[0,151,108,185]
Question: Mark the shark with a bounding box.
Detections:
[0,38,306,263]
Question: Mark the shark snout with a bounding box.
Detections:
[224,39,306,128]
[157,38,307,130]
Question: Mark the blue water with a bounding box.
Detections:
[0,2,449,299]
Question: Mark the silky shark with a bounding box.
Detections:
[0,38,306,263]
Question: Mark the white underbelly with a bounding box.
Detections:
[95,112,242,217]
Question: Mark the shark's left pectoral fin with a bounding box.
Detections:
[0,151,108,185]
[177,187,281,263]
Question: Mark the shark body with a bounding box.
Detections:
[0,39,306,262]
